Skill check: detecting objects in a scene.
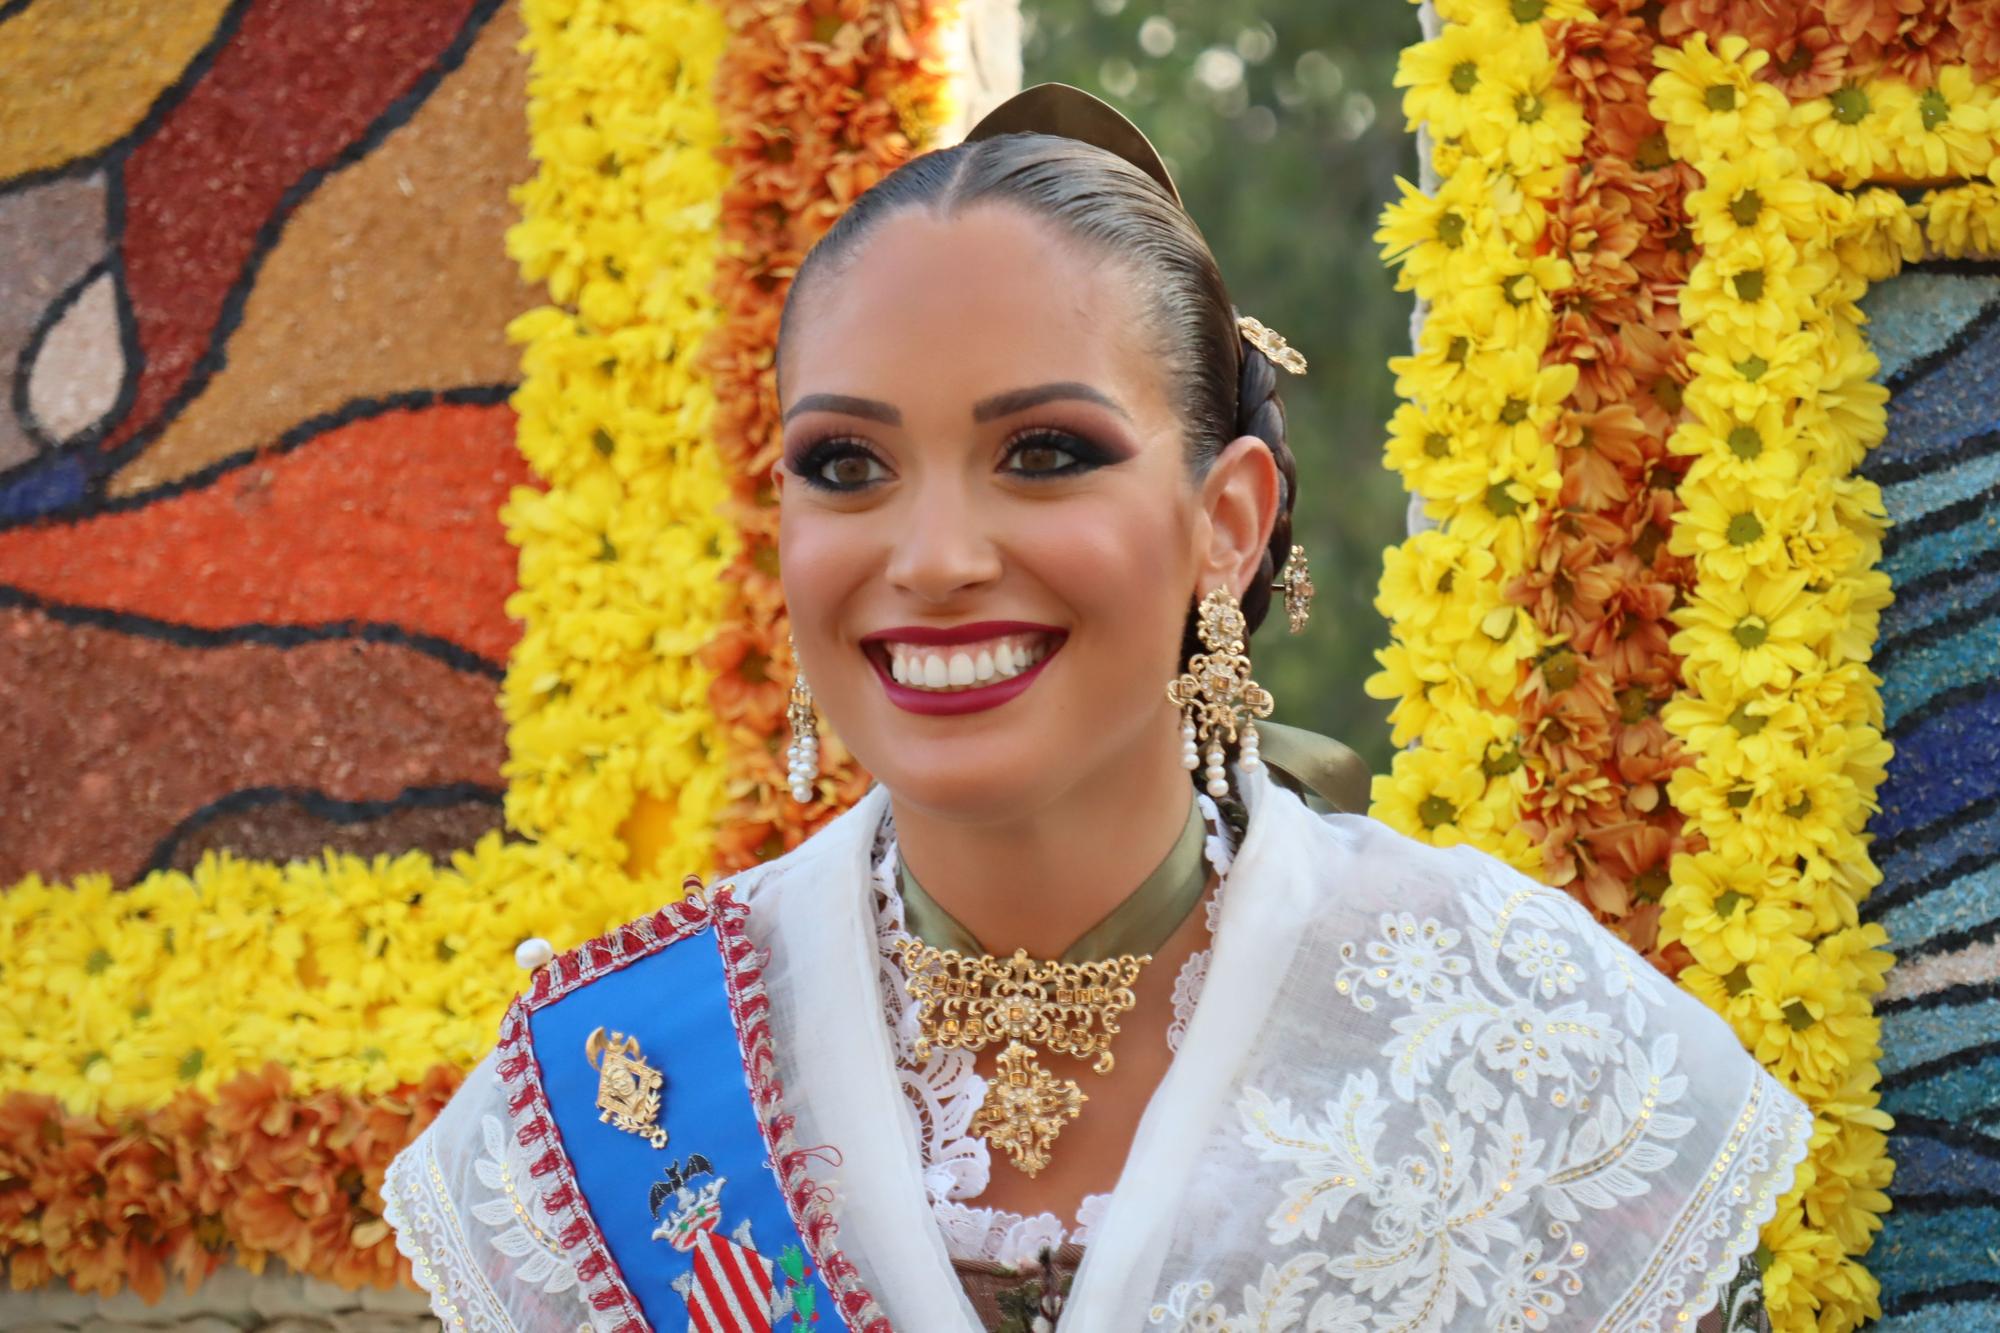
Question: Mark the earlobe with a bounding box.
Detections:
[1198,435,1282,596]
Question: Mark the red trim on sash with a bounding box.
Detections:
[490,882,893,1331]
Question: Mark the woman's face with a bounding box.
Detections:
[777,202,1263,822]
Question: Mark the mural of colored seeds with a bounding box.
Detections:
[0,0,535,889]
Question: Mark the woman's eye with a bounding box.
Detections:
[800,444,889,490]
[1003,432,1090,477]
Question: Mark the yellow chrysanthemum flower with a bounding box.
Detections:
[1466,45,1586,173]
[1670,472,1807,583]
[1683,149,1825,248]
[1788,80,1902,188]
[1922,181,2000,259]
[1374,526,1502,638]
[1649,34,1787,165]
[1829,188,1922,284]
[1396,17,1539,142]
[1376,168,1518,299]
[1371,741,1512,850]
[1384,400,1501,502]
[1428,703,1534,805]
[1671,570,1832,691]
[1684,325,1825,418]
[1671,397,1805,491]
[1661,848,1815,972]
[1432,0,1592,25]
[1683,230,1830,343]
[1388,301,1508,411]
[1816,569,1895,672]
[1447,584,1544,702]
[1662,662,1812,776]
[1365,640,1483,749]
[1741,927,1886,1099]
[1760,1177,1854,1327]
[1890,65,1995,181]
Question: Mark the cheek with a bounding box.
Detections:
[1010,491,1193,638]
[777,507,874,643]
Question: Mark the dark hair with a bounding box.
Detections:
[777,132,1299,636]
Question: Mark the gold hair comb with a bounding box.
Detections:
[1237,315,1308,375]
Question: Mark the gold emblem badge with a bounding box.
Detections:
[584,1027,669,1149]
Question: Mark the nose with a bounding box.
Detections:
[883,473,1003,604]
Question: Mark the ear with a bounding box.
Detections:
[1197,435,1282,599]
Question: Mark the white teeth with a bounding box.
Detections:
[879,633,1058,693]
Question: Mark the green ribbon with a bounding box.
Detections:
[894,725,1373,963]
[897,794,1209,964]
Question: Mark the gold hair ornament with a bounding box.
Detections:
[896,942,1148,1177]
[1237,315,1308,375]
[966,85,1307,382]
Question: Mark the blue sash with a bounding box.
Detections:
[492,892,885,1333]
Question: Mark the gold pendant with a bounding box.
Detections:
[897,941,1147,1176]
[971,1041,1086,1177]
[584,1027,669,1149]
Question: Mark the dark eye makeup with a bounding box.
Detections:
[786,426,1121,494]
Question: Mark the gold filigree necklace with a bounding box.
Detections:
[893,796,1210,1177]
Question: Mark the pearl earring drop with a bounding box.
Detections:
[786,640,819,805]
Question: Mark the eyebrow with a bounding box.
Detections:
[780,382,1130,426]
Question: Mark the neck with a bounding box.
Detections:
[888,721,1198,959]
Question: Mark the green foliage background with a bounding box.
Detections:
[1022,0,1419,777]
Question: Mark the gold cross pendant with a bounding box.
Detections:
[969,1041,1086,1178]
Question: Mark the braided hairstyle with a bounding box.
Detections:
[777,131,1301,641]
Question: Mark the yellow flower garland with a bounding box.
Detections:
[1367,0,1584,877]
[500,0,736,871]
[1644,33,2000,1332]
[1378,17,2000,1333]
[0,838,679,1112]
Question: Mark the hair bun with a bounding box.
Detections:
[1233,318,1299,638]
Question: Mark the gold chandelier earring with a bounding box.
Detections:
[785,637,818,805]
[1169,586,1275,799]
[1275,543,1314,635]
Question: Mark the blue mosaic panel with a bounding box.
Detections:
[1856,263,2000,1332]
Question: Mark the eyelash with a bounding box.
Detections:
[790,427,1111,493]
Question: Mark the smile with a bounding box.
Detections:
[860,622,1066,717]
[886,632,1053,691]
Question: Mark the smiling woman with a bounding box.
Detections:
[383,85,1808,1333]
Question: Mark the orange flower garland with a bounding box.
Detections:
[0,1064,457,1299]
[701,0,960,871]
[1513,1,1708,961]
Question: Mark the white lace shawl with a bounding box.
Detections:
[383,768,1810,1331]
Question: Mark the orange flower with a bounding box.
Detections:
[1878,0,1960,86]
[1824,0,1909,48]
[1958,0,2000,77]
[1764,19,1855,99]
[1546,17,1655,113]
